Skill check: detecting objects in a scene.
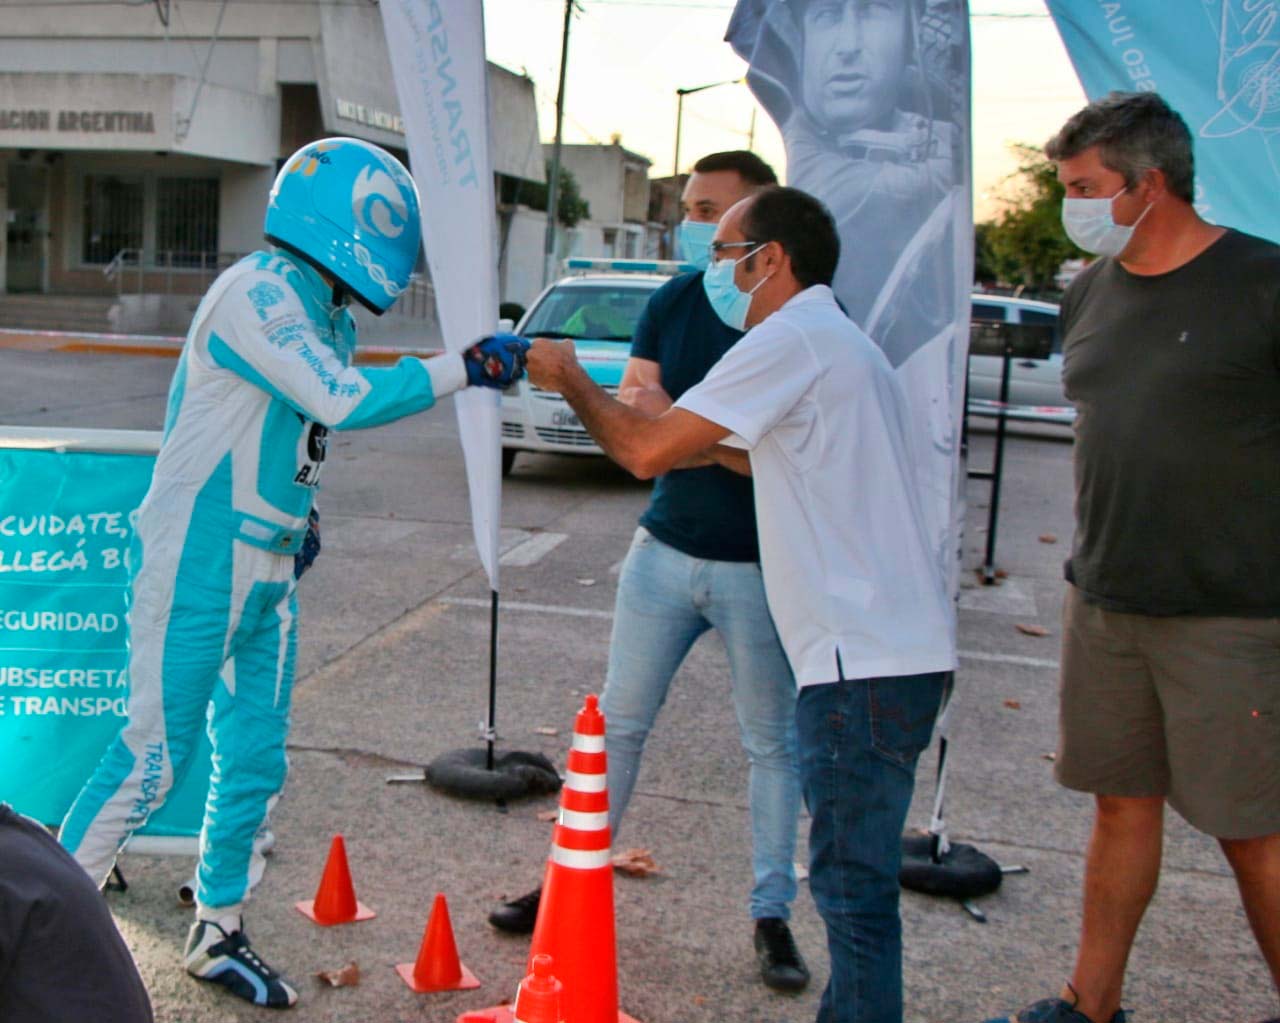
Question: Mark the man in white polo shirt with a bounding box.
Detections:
[526,184,956,1023]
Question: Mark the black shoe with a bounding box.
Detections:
[488,886,542,934]
[754,917,810,992]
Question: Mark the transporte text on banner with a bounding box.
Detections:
[726,0,974,601]
[380,0,503,589]
[1048,0,1280,245]
[0,440,210,833]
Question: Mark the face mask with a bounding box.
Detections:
[1061,188,1153,257]
[675,219,717,270]
[702,243,771,331]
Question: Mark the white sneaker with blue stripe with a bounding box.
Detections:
[184,919,298,1009]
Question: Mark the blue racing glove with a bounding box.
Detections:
[464,333,531,389]
[294,506,321,580]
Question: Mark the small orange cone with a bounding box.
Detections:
[513,955,563,1023]
[397,892,481,993]
[295,834,376,925]
[461,695,640,1023]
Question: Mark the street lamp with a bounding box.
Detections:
[673,77,744,177]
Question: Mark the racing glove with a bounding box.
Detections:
[294,506,321,580]
[463,333,531,389]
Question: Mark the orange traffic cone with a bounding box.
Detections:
[459,694,640,1023]
[295,834,376,925]
[512,955,563,1023]
[397,892,480,993]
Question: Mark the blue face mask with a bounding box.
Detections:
[702,243,770,331]
[675,219,717,270]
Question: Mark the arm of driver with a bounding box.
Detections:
[208,271,444,430]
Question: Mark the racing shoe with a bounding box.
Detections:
[488,886,542,934]
[184,918,298,1009]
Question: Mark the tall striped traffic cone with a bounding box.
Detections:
[528,694,638,1023]
[457,695,640,1023]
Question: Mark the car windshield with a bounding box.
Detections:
[522,283,657,341]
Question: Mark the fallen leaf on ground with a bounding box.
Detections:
[612,847,660,877]
[536,809,558,822]
[1003,699,1022,710]
[1015,623,1050,637]
[693,995,707,1006]
[534,726,559,736]
[316,962,360,987]
[1042,752,1057,761]
[1038,534,1058,544]
[994,568,1009,579]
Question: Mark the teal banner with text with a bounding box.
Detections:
[1048,0,1280,244]
[0,446,210,833]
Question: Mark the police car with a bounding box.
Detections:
[501,257,695,475]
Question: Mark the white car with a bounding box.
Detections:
[968,293,1074,425]
[501,259,692,475]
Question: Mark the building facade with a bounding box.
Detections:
[546,142,663,262]
[0,1,545,315]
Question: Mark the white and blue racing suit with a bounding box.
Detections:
[60,250,466,913]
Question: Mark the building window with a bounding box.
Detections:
[157,178,220,268]
[82,175,143,265]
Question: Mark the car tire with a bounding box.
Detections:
[501,448,518,477]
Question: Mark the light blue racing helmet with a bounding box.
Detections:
[265,138,422,315]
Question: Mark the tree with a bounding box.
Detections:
[978,145,1084,293]
[515,161,591,228]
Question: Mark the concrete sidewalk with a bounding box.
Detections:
[1,346,1273,1023]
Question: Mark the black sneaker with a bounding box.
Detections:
[488,886,542,934]
[754,917,810,992]
[184,919,298,1009]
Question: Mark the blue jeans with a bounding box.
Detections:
[796,672,948,1023]
[603,528,801,920]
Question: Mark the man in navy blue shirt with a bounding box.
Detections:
[489,151,807,991]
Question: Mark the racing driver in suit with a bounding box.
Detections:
[59,138,529,1009]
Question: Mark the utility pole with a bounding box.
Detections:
[672,77,743,178]
[673,89,685,177]
[543,0,577,288]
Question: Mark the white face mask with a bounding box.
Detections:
[1061,187,1153,257]
[703,243,771,331]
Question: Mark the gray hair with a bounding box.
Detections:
[1045,91,1195,203]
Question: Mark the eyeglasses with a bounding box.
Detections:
[708,240,764,259]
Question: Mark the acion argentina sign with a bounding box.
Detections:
[0,109,157,133]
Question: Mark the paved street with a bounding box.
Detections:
[1,342,1273,1023]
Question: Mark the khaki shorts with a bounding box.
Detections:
[1056,585,1280,839]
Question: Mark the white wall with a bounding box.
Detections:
[550,145,623,225]
[220,165,277,255]
[498,205,550,311]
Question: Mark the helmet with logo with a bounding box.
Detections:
[265,138,421,315]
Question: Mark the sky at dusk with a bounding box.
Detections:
[483,0,1087,220]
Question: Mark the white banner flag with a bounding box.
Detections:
[381,0,502,589]
[726,0,973,601]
